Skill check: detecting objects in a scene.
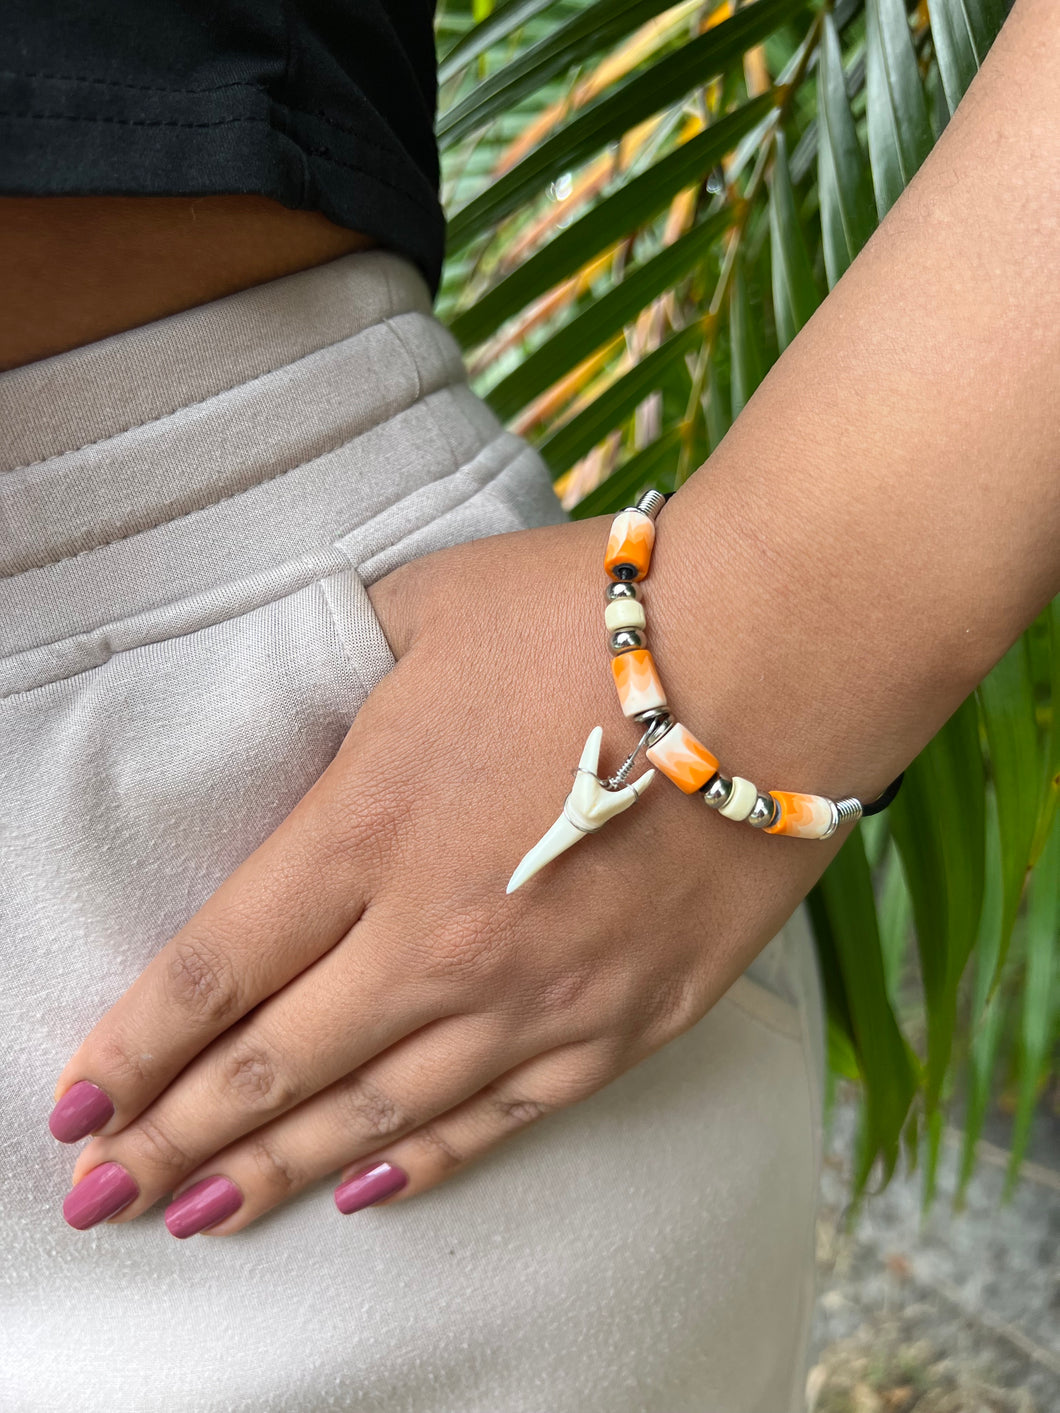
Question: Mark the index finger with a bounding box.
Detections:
[48,766,370,1142]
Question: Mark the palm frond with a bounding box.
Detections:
[434,0,1057,1197]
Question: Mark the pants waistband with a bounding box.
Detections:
[0,248,543,684]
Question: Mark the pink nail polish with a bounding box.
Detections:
[334,1161,408,1215]
[49,1080,115,1143]
[164,1176,243,1239]
[62,1163,138,1230]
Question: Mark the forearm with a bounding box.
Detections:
[654,0,1060,802]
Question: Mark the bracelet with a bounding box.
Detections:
[506,489,903,895]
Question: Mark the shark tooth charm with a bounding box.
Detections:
[505,726,655,895]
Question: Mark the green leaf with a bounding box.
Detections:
[1006,812,1060,1195]
[447,0,804,250]
[813,830,917,1187]
[978,632,1040,982]
[817,11,877,289]
[768,128,819,351]
[449,93,776,348]
[865,0,933,218]
[568,426,682,518]
[728,255,763,420]
[927,0,1008,116]
[956,785,1007,1206]
[890,693,985,1110]
[535,318,707,474]
[702,352,731,456]
[487,205,732,422]
[440,0,703,148]
[877,838,913,1006]
[438,0,559,86]
[1031,597,1060,866]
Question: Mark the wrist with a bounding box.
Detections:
[643,473,977,806]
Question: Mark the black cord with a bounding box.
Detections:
[861,772,904,815]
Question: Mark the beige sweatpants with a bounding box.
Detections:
[0,247,823,1412]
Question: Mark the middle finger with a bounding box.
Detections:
[68,914,453,1214]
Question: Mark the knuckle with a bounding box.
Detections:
[316,776,411,871]
[245,1134,302,1200]
[491,1094,552,1128]
[222,1039,300,1116]
[531,964,597,1021]
[132,1110,195,1175]
[165,934,243,1029]
[335,1074,413,1146]
[645,971,704,1041]
[92,1031,155,1090]
[421,902,511,986]
[412,1122,464,1172]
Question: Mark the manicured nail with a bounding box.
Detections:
[334,1161,408,1215]
[62,1162,139,1230]
[164,1176,243,1239]
[49,1080,115,1143]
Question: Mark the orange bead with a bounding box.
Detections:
[604,510,655,582]
[610,648,667,718]
[764,791,836,839]
[646,722,719,794]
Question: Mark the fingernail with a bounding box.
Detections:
[164,1176,243,1239]
[334,1161,408,1215]
[62,1162,139,1230]
[49,1080,115,1143]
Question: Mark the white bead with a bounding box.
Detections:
[718,775,758,822]
[604,599,647,632]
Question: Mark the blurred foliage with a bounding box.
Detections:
[432,0,1056,1201]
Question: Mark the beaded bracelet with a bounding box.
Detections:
[506,489,903,894]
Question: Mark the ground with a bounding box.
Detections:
[808,1091,1060,1413]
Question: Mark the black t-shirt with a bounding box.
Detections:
[0,0,446,300]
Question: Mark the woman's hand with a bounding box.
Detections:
[51,512,840,1236]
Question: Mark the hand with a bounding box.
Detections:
[52,512,841,1236]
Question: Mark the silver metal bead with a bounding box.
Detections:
[819,800,842,841]
[701,774,733,809]
[637,710,674,747]
[748,792,778,829]
[609,628,645,654]
[606,580,639,601]
[633,489,666,521]
[834,797,863,826]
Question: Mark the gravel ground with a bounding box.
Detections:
[808,1093,1060,1413]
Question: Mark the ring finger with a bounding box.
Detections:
[63,1012,538,1234]
[178,1037,626,1239]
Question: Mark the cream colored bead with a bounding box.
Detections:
[718,775,758,822]
[604,599,647,632]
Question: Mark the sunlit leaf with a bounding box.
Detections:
[450,93,775,348]
[487,205,732,420]
[448,0,803,249]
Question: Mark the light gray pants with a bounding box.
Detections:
[0,248,823,1412]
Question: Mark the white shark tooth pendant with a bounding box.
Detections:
[505,726,655,894]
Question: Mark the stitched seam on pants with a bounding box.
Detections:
[317,574,393,707]
[3,302,436,475]
[0,432,525,699]
[719,975,803,1043]
[0,377,469,585]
